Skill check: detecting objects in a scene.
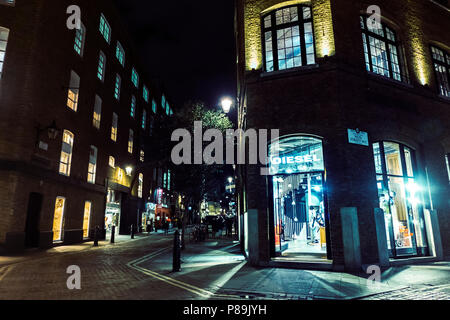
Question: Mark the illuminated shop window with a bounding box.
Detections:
[372,141,427,258]
[116,41,125,66]
[74,22,86,57]
[67,71,80,111]
[138,173,144,198]
[446,154,450,184]
[262,5,316,72]
[0,0,15,6]
[143,86,149,102]
[83,201,91,239]
[130,95,136,118]
[131,68,139,88]
[431,46,450,97]
[111,113,118,142]
[53,197,66,242]
[114,74,121,100]
[93,95,102,129]
[97,51,106,81]
[99,14,111,43]
[128,129,134,154]
[87,145,98,184]
[361,16,406,82]
[59,130,74,176]
[142,109,147,130]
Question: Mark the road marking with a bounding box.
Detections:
[127,247,242,299]
[0,265,14,281]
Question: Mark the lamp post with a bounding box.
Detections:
[221,97,233,114]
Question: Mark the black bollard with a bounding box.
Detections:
[111,225,115,243]
[131,225,135,239]
[93,226,99,247]
[172,230,181,272]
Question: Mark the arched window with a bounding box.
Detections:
[262,5,316,72]
[372,141,427,257]
[360,16,406,82]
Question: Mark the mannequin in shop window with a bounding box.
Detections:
[310,206,324,244]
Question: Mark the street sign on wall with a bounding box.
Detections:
[348,129,369,146]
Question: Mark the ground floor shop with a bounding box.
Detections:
[238,133,448,269]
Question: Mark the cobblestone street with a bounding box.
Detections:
[0,233,449,300]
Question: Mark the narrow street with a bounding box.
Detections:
[1,231,449,300]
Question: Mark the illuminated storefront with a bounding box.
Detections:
[372,141,429,257]
[105,188,121,237]
[268,135,330,260]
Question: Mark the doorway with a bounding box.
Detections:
[272,172,328,260]
[25,193,43,248]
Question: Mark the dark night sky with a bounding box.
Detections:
[112,0,237,111]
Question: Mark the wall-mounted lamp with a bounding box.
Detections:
[36,120,61,149]
[125,166,133,176]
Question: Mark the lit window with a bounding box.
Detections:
[138,173,144,198]
[53,197,66,242]
[59,130,74,176]
[431,46,450,97]
[0,27,9,79]
[114,74,121,100]
[109,156,115,168]
[140,150,145,162]
[165,102,170,115]
[116,41,125,66]
[128,129,134,153]
[372,141,428,256]
[131,68,139,88]
[361,16,406,82]
[93,95,102,129]
[83,201,91,239]
[161,95,166,110]
[74,22,86,57]
[142,110,147,130]
[262,5,315,72]
[152,99,157,114]
[446,154,450,184]
[97,51,106,81]
[87,146,98,184]
[131,95,136,118]
[67,71,80,111]
[111,113,118,142]
[143,86,149,102]
[99,14,111,43]
[167,170,171,191]
[0,1,15,6]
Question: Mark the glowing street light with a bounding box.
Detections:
[125,166,133,176]
[228,177,233,184]
[221,97,233,114]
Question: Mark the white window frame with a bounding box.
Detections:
[59,130,74,176]
[87,145,98,184]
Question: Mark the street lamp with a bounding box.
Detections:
[221,97,233,114]
[125,166,133,176]
[228,177,233,184]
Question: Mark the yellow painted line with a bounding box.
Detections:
[0,265,14,281]
[127,249,241,299]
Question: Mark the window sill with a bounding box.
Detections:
[367,71,413,89]
[437,94,450,102]
[260,64,319,79]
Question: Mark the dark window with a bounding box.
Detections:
[360,16,406,82]
[262,5,316,72]
[431,46,450,97]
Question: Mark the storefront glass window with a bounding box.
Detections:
[269,136,328,260]
[83,201,91,239]
[53,197,65,242]
[372,141,428,257]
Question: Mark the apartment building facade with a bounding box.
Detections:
[0,0,175,252]
[235,0,450,270]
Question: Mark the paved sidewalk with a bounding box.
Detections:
[0,233,449,300]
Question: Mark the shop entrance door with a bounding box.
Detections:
[272,172,328,260]
[25,193,43,248]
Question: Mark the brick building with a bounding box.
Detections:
[235,0,450,270]
[0,0,176,253]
